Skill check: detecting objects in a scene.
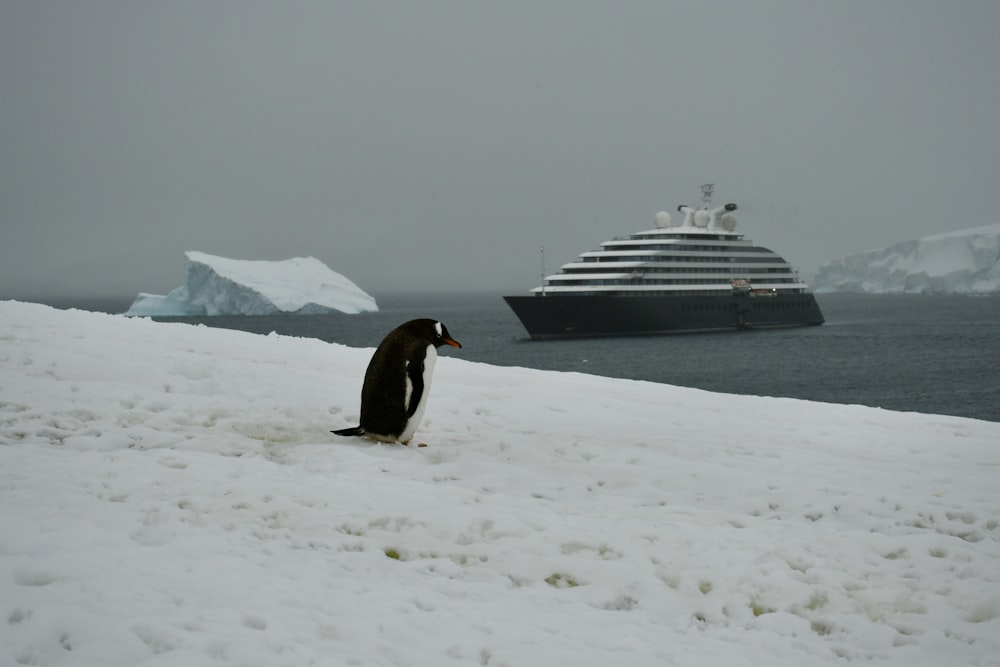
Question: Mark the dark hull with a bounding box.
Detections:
[503,293,825,338]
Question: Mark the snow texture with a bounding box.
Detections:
[125,251,378,316]
[2,300,999,667]
[815,224,1000,294]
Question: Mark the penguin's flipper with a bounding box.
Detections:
[405,358,425,418]
[332,426,366,437]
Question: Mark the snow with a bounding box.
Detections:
[3,300,999,667]
[125,251,378,316]
[815,224,1000,293]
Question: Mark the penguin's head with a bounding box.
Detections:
[404,319,462,349]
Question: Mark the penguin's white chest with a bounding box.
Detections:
[400,344,436,443]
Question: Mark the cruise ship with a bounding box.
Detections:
[504,185,825,338]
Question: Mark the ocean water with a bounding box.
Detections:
[143,293,1000,424]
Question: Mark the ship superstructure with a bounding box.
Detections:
[504,185,824,338]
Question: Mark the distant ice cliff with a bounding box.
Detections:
[815,224,1000,294]
[125,251,378,316]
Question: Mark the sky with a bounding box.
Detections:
[2,1,999,303]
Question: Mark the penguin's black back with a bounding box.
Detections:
[356,319,459,438]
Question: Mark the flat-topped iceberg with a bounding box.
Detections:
[815,224,1000,294]
[125,251,377,316]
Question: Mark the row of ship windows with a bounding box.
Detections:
[749,299,815,310]
[563,290,807,297]
[604,244,770,253]
[681,299,815,312]
[554,278,800,286]
[565,267,793,275]
[585,255,778,263]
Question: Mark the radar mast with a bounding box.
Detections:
[700,183,714,207]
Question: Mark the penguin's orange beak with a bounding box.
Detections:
[444,337,462,349]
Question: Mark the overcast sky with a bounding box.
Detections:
[2,1,998,303]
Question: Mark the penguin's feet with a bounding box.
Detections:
[401,439,428,447]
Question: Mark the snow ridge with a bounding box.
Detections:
[2,300,999,666]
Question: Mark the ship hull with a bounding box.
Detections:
[503,293,825,338]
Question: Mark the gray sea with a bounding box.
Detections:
[131,292,1000,424]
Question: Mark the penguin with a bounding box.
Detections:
[333,319,461,445]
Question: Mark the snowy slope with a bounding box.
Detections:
[2,300,998,667]
[815,224,1000,293]
[125,251,378,316]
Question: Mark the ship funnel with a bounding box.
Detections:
[677,205,696,227]
[708,203,738,229]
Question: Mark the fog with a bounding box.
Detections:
[2,1,998,304]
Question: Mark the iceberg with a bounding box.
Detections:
[814,224,1000,294]
[125,251,378,316]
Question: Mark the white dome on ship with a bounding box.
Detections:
[654,211,671,228]
[694,210,710,227]
[721,213,737,231]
